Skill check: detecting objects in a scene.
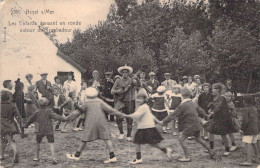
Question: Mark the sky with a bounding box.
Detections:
[1,0,195,43]
[1,0,115,43]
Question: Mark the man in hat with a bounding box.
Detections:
[35,73,52,101]
[161,73,177,91]
[101,72,115,121]
[146,72,160,94]
[111,65,138,141]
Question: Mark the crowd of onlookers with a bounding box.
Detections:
[1,65,260,167]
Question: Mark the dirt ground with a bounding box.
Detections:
[1,109,259,168]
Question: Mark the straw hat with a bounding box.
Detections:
[117,65,133,74]
[92,70,99,75]
[164,73,171,76]
[148,72,156,76]
[194,75,201,79]
[85,87,98,98]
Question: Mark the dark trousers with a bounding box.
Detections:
[76,118,85,128]
[116,100,135,137]
[53,108,63,129]
[105,101,115,121]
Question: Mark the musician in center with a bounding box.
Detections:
[111,65,138,141]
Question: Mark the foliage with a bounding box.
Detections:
[58,0,260,92]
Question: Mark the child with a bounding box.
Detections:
[184,76,197,98]
[198,83,213,140]
[73,81,88,131]
[51,88,66,131]
[0,92,21,163]
[65,87,125,163]
[239,96,259,166]
[162,87,220,162]
[150,86,168,133]
[125,90,173,164]
[165,85,182,136]
[58,92,79,133]
[23,98,67,164]
[224,91,237,152]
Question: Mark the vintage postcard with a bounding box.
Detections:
[1,0,260,168]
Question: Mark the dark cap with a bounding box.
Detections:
[212,83,223,90]
[202,83,211,89]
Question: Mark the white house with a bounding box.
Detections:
[0,1,85,91]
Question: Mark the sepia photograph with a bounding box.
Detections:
[0,0,260,167]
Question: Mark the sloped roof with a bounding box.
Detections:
[56,50,86,73]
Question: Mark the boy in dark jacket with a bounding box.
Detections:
[239,96,259,166]
[161,88,220,162]
[23,98,67,165]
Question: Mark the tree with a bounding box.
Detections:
[209,19,260,91]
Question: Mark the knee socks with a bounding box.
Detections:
[109,152,115,159]
[75,151,81,157]
[76,118,84,128]
[136,152,141,159]
[210,141,214,149]
[225,146,230,152]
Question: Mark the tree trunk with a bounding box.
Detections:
[247,70,253,93]
[151,45,162,81]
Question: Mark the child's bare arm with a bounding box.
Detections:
[101,101,125,117]
[127,109,144,120]
[50,112,67,122]
[65,110,82,121]
[154,117,162,124]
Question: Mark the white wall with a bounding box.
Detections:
[0,1,82,91]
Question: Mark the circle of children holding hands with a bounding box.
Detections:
[1,66,260,167]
